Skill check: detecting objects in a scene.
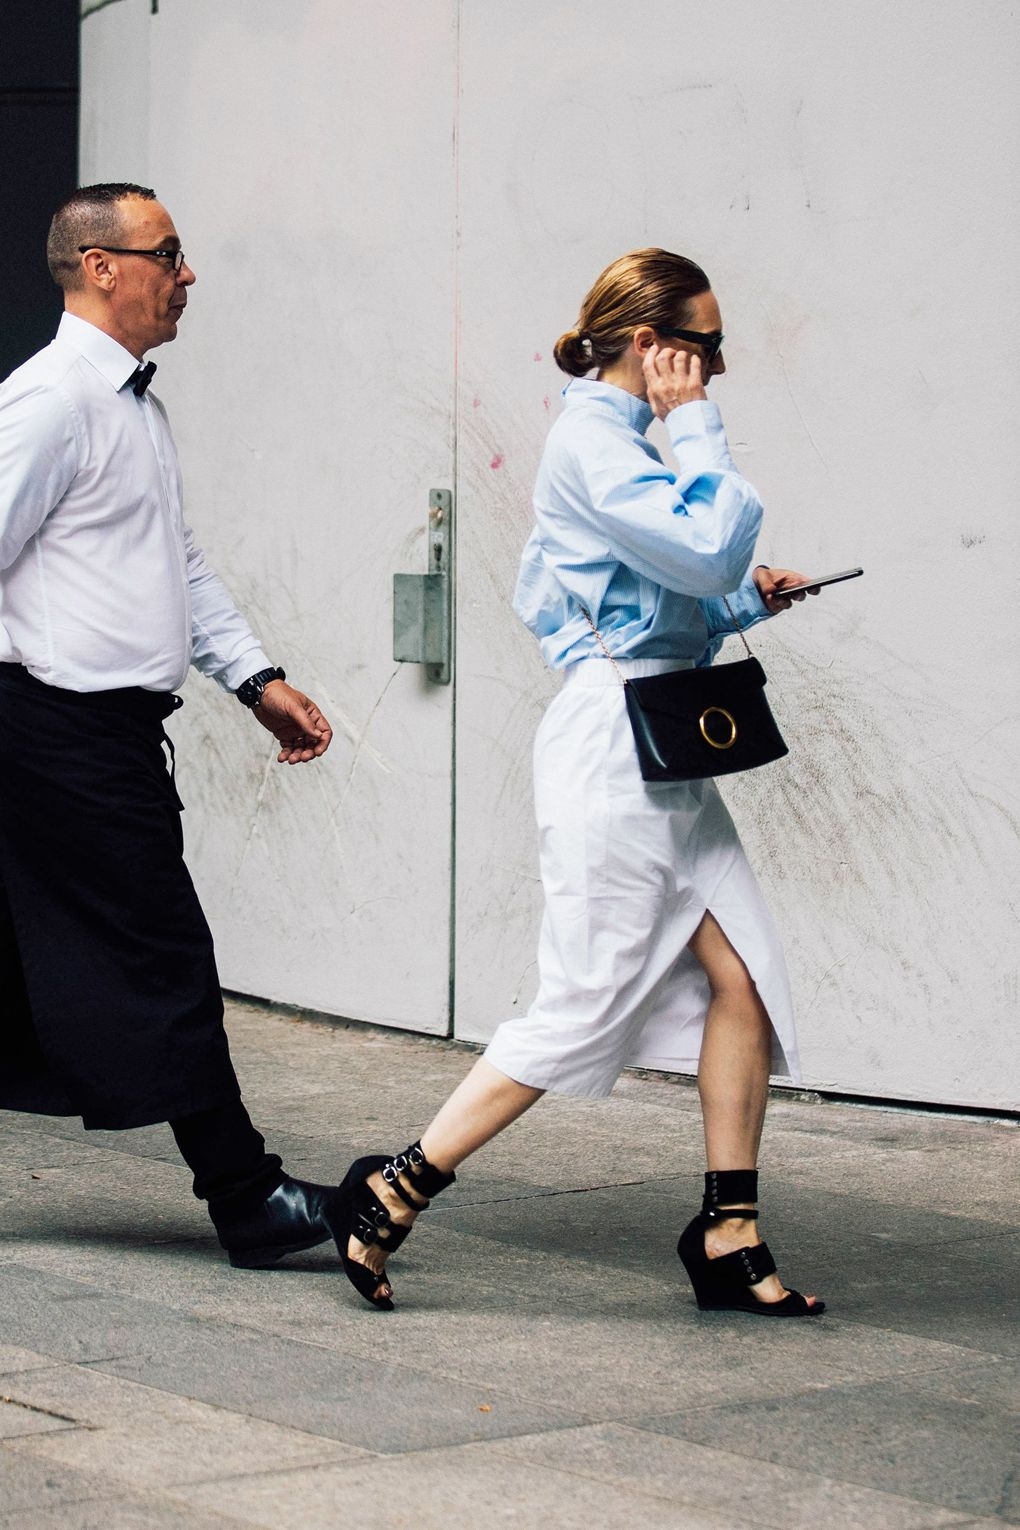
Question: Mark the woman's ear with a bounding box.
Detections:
[633,325,657,355]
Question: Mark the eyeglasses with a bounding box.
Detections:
[78,246,186,272]
[658,327,725,364]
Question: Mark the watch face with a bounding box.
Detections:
[238,667,284,706]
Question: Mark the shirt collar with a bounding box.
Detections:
[562,377,654,435]
[56,312,145,393]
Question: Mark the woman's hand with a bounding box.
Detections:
[642,343,707,419]
[753,565,820,614]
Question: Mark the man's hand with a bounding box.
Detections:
[753,565,821,614]
[642,343,707,419]
[253,680,333,764]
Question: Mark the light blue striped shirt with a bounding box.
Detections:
[514,378,772,669]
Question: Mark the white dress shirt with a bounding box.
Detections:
[0,312,270,693]
[514,379,771,670]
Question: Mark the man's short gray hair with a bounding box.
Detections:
[47,183,157,291]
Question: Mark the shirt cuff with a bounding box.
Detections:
[664,399,737,476]
[729,568,773,628]
[700,568,772,642]
[205,645,274,694]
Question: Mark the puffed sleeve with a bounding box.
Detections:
[568,399,763,597]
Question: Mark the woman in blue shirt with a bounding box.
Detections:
[336,249,824,1318]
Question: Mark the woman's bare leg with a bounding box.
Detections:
[349,1060,543,1298]
[420,1059,544,1173]
[688,910,818,1307]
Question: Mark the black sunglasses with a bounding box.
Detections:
[79,245,186,272]
[658,327,725,364]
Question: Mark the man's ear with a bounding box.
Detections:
[80,251,116,292]
[633,325,657,355]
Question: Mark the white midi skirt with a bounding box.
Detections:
[484,657,801,1098]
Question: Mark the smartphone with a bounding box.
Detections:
[773,567,863,598]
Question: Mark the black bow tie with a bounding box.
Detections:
[131,361,157,397]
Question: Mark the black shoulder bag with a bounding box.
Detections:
[581,600,788,783]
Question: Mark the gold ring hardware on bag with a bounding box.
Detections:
[580,602,787,781]
[699,706,738,750]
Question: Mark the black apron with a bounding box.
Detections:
[0,664,241,1129]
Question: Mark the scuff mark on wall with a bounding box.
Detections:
[227,750,277,903]
[757,296,833,482]
[329,665,401,822]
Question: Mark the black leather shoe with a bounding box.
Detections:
[210,1175,343,1270]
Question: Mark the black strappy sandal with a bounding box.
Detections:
[331,1141,455,1311]
[676,1169,825,1317]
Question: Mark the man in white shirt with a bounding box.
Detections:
[0,183,345,1270]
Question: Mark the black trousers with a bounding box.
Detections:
[0,665,281,1201]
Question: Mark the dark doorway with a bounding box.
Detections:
[1,1,80,381]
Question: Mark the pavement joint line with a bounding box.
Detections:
[815,1314,1011,1361]
[435,1177,663,1208]
[389,1437,766,1527]
[1,1393,82,1424]
[861,1225,1020,1248]
[617,1348,1009,1422]
[7,1157,121,1172]
[74,1355,153,1372]
[142,1453,386,1490]
[2,1233,208,1248]
[7,1361,382,1443]
[0,1136,190,1169]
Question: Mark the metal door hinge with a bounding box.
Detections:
[393,489,453,684]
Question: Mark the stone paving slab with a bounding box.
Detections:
[169,1442,751,1530]
[0,1158,205,1251]
[6,1195,996,1426]
[0,1450,150,1516]
[1,1359,310,1429]
[1,1497,239,1529]
[638,1373,1020,1522]
[0,1264,207,1366]
[487,1423,969,1530]
[1,1365,368,1482]
[1,1002,1017,1528]
[93,1331,586,1455]
[793,1225,1020,1357]
[5,1417,358,1492]
[904,1356,1020,1413]
[0,1267,584,1456]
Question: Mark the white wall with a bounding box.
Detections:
[82,0,1020,1107]
[82,0,460,1033]
[451,1,1020,1109]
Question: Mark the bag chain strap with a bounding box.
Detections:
[581,593,754,680]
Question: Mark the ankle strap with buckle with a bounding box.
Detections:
[382,1140,456,1203]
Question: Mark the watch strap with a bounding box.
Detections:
[235,666,286,707]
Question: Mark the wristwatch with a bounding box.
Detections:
[235,666,286,708]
